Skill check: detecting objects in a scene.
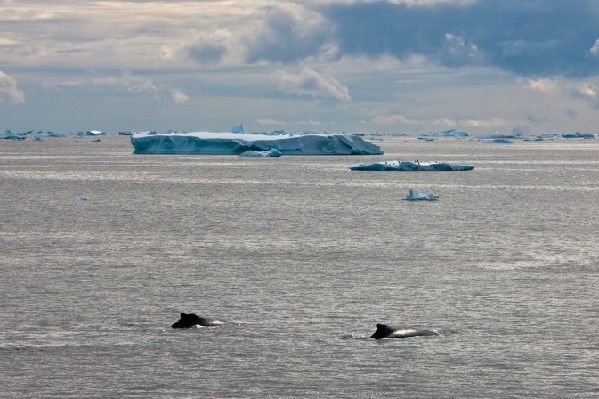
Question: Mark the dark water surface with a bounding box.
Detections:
[1,137,597,398]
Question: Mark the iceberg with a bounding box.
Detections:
[231,123,246,134]
[350,160,473,171]
[4,130,25,140]
[562,132,595,139]
[404,188,439,201]
[131,131,383,155]
[239,149,282,157]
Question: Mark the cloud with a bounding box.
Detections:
[171,89,190,104]
[188,43,227,65]
[0,70,25,104]
[2,0,597,79]
[186,30,234,66]
[323,0,599,77]
[372,113,507,128]
[577,83,597,99]
[256,117,322,127]
[257,118,286,125]
[244,4,333,63]
[276,67,351,101]
[526,78,558,93]
[440,33,482,66]
[122,72,159,94]
[523,76,598,103]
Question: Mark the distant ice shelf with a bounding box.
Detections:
[130,132,383,155]
[350,160,474,171]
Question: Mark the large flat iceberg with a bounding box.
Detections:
[131,132,383,155]
[350,160,473,171]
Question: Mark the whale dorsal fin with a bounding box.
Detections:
[372,323,395,339]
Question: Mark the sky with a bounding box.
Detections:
[1,0,598,134]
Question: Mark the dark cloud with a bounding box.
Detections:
[322,0,599,76]
[244,6,331,63]
[187,43,227,65]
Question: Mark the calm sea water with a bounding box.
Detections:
[0,136,597,398]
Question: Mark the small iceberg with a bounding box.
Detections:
[231,123,246,134]
[350,161,474,171]
[562,132,595,140]
[239,148,282,157]
[76,195,89,202]
[404,188,439,201]
[4,130,25,141]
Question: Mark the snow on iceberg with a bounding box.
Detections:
[350,160,473,171]
[239,148,282,157]
[404,188,439,201]
[131,132,383,155]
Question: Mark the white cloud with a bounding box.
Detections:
[122,72,159,94]
[171,89,190,105]
[577,83,596,99]
[0,70,25,104]
[525,78,558,93]
[257,118,286,125]
[372,113,506,128]
[443,33,480,61]
[276,67,351,102]
[523,77,598,107]
[589,39,599,56]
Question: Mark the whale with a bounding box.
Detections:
[171,313,225,328]
[371,323,438,339]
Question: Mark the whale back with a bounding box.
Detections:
[172,313,224,328]
[371,323,438,339]
[371,323,399,339]
[172,312,203,328]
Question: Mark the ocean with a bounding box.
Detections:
[0,136,597,398]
